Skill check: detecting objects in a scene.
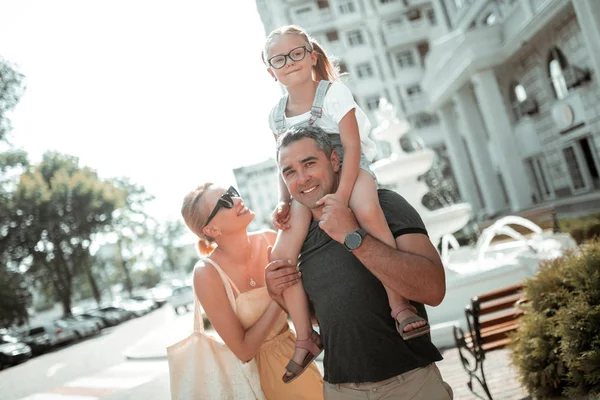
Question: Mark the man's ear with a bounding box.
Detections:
[330,150,341,173]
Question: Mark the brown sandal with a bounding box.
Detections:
[282,330,323,384]
[392,305,430,340]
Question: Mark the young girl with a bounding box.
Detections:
[262,25,430,383]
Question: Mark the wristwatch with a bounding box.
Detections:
[343,229,367,251]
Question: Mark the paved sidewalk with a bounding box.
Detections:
[437,347,530,400]
[125,309,528,399]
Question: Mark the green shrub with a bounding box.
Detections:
[510,239,600,399]
[559,213,600,244]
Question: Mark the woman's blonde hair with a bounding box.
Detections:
[262,25,339,82]
[181,183,217,255]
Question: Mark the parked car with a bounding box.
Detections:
[169,285,194,314]
[0,332,31,369]
[70,314,105,330]
[80,310,120,327]
[18,323,77,354]
[97,305,135,322]
[150,285,173,307]
[113,299,154,317]
[56,317,99,339]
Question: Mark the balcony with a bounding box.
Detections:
[293,7,334,31]
[320,40,345,58]
[383,19,443,49]
[404,94,429,116]
[422,24,503,108]
[394,65,424,85]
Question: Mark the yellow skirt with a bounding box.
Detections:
[255,329,324,400]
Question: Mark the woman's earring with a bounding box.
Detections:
[274,77,278,81]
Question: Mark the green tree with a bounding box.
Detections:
[0,57,26,142]
[0,57,29,326]
[7,152,124,316]
[153,219,187,273]
[109,178,155,296]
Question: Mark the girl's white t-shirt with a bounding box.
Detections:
[268,82,378,162]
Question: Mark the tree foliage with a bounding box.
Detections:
[152,219,187,273]
[0,57,26,142]
[5,152,124,316]
[510,240,600,399]
[0,57,30,326]
[108,178,155,296]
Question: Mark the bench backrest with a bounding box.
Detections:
[468,283,525,356]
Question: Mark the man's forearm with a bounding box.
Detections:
[352,235,445,306]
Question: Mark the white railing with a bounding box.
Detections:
[404,94,429,115]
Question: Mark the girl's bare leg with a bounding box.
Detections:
[270,200,317,373]
[349,170,427,333]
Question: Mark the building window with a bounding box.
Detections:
[509,82,537,120]
[326,30,339,42]
[395,51,415,68]
[347,30,365,46]
[407,9,421,21]
[406,84,422,96]
[426,9,436,25]
[366,96,381,111]
[296,7,311,15]
[356,62,374,79]
[317,0,330,8]
[484,12,497,25]
[339,62,348,74]
[548,47,569,100]
[338,0,356,14]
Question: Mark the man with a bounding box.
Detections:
[265,125,453,399]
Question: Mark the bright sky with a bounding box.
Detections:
[0,0,282,222]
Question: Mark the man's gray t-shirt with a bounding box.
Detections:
[298,189,443,384]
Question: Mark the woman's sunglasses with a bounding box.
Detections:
[203,186,240,228]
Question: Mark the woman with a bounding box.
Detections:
[180,183,323,399]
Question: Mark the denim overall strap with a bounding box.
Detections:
[273,95,288,135]
[308,80,331,126]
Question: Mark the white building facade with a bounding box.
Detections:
[233,158,279,230]
[422,0,600,217]
[255,0,450,155]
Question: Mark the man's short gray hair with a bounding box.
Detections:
[276,125,334,159]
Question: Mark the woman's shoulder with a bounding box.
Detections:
[250,229,277,245]
[193,258,220,287]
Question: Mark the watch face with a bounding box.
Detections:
[346,232,361,249]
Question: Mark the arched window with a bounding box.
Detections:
[509,82,537,120]
[548,47,569,99]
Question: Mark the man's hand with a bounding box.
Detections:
[264,257,301,302]
[271,201,291,230]
[316,194,360,243]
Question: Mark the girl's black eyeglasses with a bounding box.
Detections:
[203,186,240,228]
[267,46,311,69]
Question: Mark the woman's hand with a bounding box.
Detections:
[271,200,291,230]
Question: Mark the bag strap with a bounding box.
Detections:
[191,258,240,333]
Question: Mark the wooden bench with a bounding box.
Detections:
[453,283,526,400]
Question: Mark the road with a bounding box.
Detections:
[0,306,186,400]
